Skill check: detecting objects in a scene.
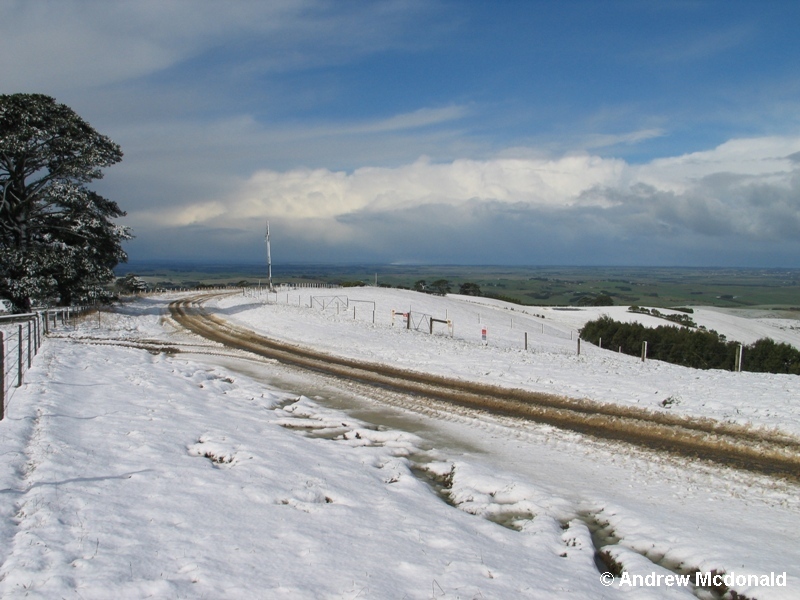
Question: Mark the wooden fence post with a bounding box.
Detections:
[577,338,581,356]
[27,320,32,368]
[641,341,648,362]
[524,331,528,351]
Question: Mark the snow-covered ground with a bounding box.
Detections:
[0,290,797,599]
[213,287,800,438]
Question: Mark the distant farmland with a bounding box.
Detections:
[116,262,800,311]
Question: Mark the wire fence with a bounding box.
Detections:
[0,306,90,420]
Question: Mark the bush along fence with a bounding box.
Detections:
[0,306,90,420]
[580,315,800,374]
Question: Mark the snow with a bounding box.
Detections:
[0,289,798,598]
[212,288,800,437]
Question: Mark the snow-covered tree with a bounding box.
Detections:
[0,94,130,311]
[116,273,148,294]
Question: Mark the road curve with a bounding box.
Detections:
[169,294,800,481]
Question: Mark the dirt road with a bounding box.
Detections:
[169,294,800,480]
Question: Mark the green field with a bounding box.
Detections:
[116,262,800,312]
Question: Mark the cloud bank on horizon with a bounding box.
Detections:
[3,0,800,267]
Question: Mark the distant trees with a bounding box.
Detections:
[459,282,482,296]
[580,315,800,374]
[116,273,148,294]
[429,279,451,295]
[412,279,454,295]
[578,293,614,306]
[0,93,130,311]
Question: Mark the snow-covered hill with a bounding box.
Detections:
[213,287,800,437]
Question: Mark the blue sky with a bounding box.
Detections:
[3,0,800,266]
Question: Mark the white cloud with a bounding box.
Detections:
[583,128,667,150]
[121,135,800,264]
[342,106,471,134]
[0,0,436,93]
[206,152,631,226]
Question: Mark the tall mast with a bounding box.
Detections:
[266,220,273,292]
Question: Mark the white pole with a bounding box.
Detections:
[266,220,273,292]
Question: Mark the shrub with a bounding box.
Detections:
[581,316,800,374]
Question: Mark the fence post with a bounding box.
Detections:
[32,315,39,354]
[525,331,528,351]
[18,324,23,387]
[641,341,648,362]
[27,320,32,368]
[577,338,581,356]
[407,312,411,330]
[1,331,5,420]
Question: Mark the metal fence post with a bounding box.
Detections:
[1,331,5,420]
[17,324,23,387]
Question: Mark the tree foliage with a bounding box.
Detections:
[580,315,800,374]
[429,279,451,295]
[459,282,482,296]
[577,293,614,306]
[0,94,130,310]
[115,273,148,294]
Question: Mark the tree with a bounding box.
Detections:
[429,279,451,295]
[459,282,482,296]
[0,94,130,311]
[116,273,148,294]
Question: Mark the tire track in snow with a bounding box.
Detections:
[169,294,800,481]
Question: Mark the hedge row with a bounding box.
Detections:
[580,316,800,374]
